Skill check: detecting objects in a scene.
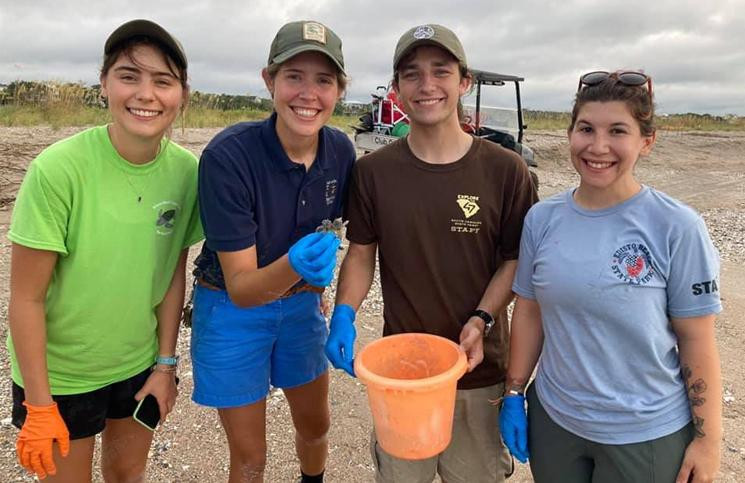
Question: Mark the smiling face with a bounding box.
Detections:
[393,45,470,129]
[100,43,186,149]
[263,51,341,143]
[569,101,656,202]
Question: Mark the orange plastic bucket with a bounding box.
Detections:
[354,333,467,460]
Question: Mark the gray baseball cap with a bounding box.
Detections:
[268,20,345,74]
[105,19,187,70]
[393,24,467,71]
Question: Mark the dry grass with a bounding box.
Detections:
[523,110,745,131]
[1,81,742,132]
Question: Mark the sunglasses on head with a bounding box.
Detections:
[577,70,653,97]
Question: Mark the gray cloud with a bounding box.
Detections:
[1,0,743,114]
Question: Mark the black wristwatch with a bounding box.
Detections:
[469,309,495,337]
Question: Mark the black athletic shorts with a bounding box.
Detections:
[12,367,152,440]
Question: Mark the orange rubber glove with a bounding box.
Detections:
[16,401,70,479]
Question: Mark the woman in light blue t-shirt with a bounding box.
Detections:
[499,72,722,483]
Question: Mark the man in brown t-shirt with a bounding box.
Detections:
[325,24,537,483]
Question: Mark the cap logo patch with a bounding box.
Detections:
[303,22,327,44]
[413,25,435,39]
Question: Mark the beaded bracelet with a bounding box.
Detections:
[153,365,178,374]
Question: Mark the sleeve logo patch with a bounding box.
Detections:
[692,278,719,295]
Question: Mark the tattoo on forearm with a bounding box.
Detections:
[692,416,706,438]
[681,364,707,438]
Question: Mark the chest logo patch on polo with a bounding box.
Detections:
[451,194,482,234]
[611,242,655,285]
[325,179,338,206]
[153,200,181,236]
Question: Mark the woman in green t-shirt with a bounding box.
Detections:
[7,19,201,481]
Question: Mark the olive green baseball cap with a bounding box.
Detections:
[268,20,345,74]
[393,24,467,71]
[105,19,187,70]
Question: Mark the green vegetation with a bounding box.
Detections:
[183,107,357,130]
[0,105,110,128]
[0,103,359,131]
[523,109,745,132]
[656,114,745,131]
[523,110,572,130]
[0,81,109,128]
[0,81,361,131]
[1,81,743,132]
[183,107,266,128]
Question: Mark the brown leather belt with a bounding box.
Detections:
[282,283,325,297]
[197,279,324,298]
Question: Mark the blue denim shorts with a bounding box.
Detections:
[190,284,328,408]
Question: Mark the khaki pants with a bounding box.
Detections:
[371,383,513,483]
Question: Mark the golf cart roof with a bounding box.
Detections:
[470,69,524,85]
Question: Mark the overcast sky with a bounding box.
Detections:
[1,0,744,114]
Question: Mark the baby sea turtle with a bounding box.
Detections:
[315,217,348,246]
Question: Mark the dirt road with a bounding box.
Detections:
[0,126,743,482]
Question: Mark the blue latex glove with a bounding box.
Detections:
[500,394,529,463]
[325,304,357,377]
[288,232,341,287]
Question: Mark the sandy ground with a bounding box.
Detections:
[0,126,743,482]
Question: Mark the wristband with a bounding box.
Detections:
[156,355,179,366]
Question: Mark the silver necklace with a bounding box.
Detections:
[123,172,152,203]
[121,143,163,203]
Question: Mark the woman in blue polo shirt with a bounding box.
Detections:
[191,20,354,483]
